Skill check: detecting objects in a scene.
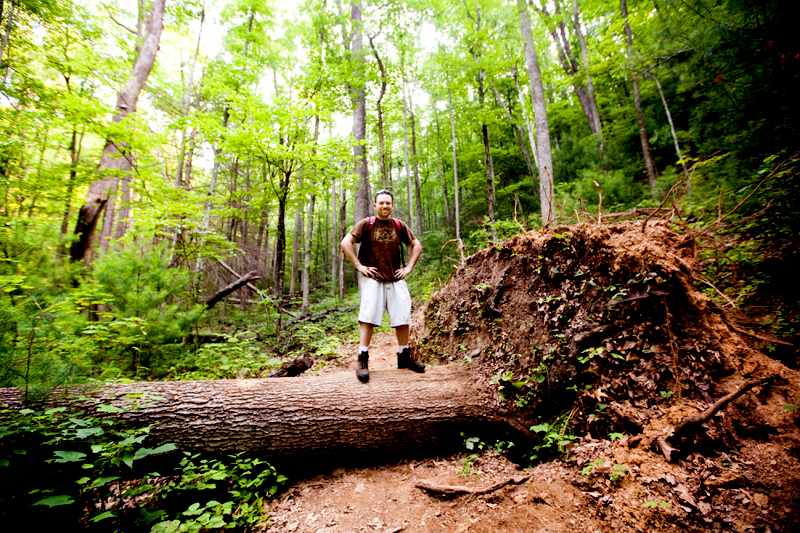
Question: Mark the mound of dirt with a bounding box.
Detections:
[403,220,800,530]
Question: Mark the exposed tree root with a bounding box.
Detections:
[416,475,530,496]
[658,376,775,461]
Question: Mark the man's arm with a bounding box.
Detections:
[395,238,422,279]
[340,233,378,278]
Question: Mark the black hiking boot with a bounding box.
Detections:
[356,352,370,382]
[397,348,425,373]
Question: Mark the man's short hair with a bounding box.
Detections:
[374,189,394,203]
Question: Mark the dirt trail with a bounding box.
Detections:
[266,222,800,532]
[268,332,606,533]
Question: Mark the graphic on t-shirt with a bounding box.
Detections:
[374,225,397,244]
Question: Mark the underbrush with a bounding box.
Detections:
[0,406,287,531]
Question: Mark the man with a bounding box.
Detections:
[340,189,424,382]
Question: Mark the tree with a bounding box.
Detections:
[70,0,166,266]
[620,0,657,193]
[516,0,554,224]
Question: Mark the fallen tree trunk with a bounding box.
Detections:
[0,367,513,462]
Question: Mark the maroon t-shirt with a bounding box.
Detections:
[350,217,416,281]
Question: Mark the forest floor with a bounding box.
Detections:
[265,332,799,533]
[266,222,800,533]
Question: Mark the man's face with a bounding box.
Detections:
[374,194,394,219]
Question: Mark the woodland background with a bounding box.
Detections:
[0,0,798,529]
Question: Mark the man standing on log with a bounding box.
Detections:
[341,190,424,382]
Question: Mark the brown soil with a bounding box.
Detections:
[266,221,800,533]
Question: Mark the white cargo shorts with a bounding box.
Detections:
[358,277,412,327]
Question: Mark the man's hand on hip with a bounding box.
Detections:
[394,266,413,279]
[357,264,379,278]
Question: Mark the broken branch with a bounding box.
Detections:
[416,475,530,496]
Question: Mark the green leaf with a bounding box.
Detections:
[122,452,134,468]
[183,502,203,516]
[609,432,624,441]
[90,476,121,489]
[90,511,116,522]
[0,459,7,467]
[133,443,177,460]
[531,424,550,433]
[76,477,91,484]
[97,405,123,413]
[53,450,87,463]
[33,495,74,507]
[783,404,797,411]
[76,427,104,439]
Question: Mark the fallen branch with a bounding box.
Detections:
[283,305,357,328]
[416,475,530,496]
[217,259,265,300]
[206,271,260,309]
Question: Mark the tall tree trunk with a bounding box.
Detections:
[0,0,14,71]
[448,86,462,245]
[290,195,303,298]
[273,173,290,299]
[174,10,204,189]
[647,71,688,180]
[350,1,371,223]
[492,84,536,180]
[302,193,315,316]
[514,67,539,171]
[434,109,452,227]
[573,0,601,136]
[620,0,657,193]
[410,107,424,235]
[531,0,601,136]
[471,7,497,241]
[61,126,85,237]
[367,33,388,188]
[70,0,166,265]
[517,0,554,224]
[400,76,414,231]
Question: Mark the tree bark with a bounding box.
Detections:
[401,76,415,232]
[0,367,510,461]
[290,196,303,298]
[517,0,554,224]
[573,0,602,136]
[433,109,452,226]
[302,192,315,316]
[70,0,166,266]
[620,0,657,193]
[447,85,462,244]
[367,33,388,188]
[410,107,424,235]
[350,1,371,223]
[0,0,14,70]
[492,84,536,180]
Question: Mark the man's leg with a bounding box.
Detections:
[395,324,409,346]
[356,278,383,383]
[387,281,424,373]
[360,321,374,348]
